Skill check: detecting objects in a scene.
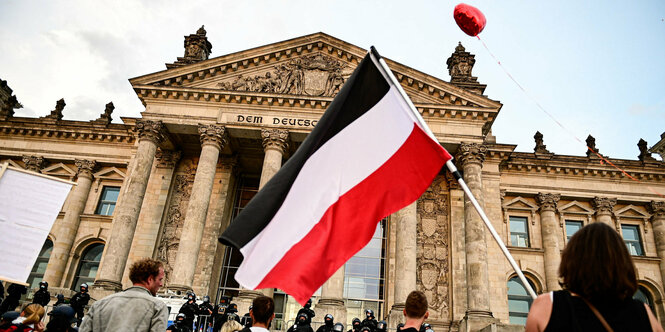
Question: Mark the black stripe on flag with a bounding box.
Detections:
[219,53,390,249]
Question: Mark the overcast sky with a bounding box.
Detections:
[1,0,663,160]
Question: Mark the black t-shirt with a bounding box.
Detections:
[400,327,419,332]
[544,290,651,332]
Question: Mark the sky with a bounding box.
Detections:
[1,0,663,161]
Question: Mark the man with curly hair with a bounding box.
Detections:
[80,258,168,332]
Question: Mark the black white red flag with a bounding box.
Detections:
[219,49,453,304]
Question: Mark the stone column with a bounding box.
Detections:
[456,143,493,324]
[593,197,617,227]
[93,120,165,293]
[43,159,96,287]
[169,124,227,293]
[648,201,665,291]
[388,201,418,326]
[315,265,347,325]
[536,193,561,291]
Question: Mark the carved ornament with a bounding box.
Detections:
[94,102,114,126]
[648,201,665,220]
[416,176,450,320]
[261,128,289,153]
[217,53,350,97]
[74,159,97,178]
[136,120,166,144]
[592,197,617,215]
[536,193,560,212]
[446,43,478,84]
[155,149,182,169]
[198,124,227,149]
[455,143,487,167]
[42,98,65,121]
[534,131,550,154]
[22,155,44,172]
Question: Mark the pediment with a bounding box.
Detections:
[41,163,76,181]
[558,201,594,215]
[1,159,22,169]
[615,205,650,219]
[502,197,538,211]
[130,32,501,110]
[93,167,126,180]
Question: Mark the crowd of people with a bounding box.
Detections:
[3,223,665,331]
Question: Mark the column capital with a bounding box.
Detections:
[155,149,182,168]
[536,193,560,212]
[261,128,289,153]
[22,155,45,172]
[592,197,617,215]
[455,143,487,168]
[198,124,227,150]
[136,119,166,144]
[648,201,665,220]
[74,159,96,178]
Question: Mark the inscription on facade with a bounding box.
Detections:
[230,113,318,128]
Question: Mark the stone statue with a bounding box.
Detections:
[637,138,656,162]
[94,101,114,126]
[586,135,599,157]
[44,98,65,121]
[534,131,550,154]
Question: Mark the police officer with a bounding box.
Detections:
[70,283,90,326]
[196,295,214,331]
[376,321,387,332]
[212,296,231,332]
[420,323,433,332]
[31,281,51,307]
[347,318,361,332]
[333,323,345,332]
[240,305,252,328]
[0,283,26,315]
[223,303,240,324]
[361,309,377,332]
[396,323,404,332]
[296,299,315,325]
[288,312,314,332]
[168,313,192,332]
[316,314,334,332]
[179,292,198,331]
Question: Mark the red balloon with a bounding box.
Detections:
[454,3,486,37]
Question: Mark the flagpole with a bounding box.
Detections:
[369,47,538,300]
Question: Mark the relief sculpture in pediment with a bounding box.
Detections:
[217,53,352,97]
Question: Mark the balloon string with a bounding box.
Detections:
[475,35,664,199]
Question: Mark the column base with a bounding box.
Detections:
[388,303,405,329]
[458,311,497,332]
[235,289,264,317]
[167,284,193,296]
[315,297,347,327]
[90,279,122,300]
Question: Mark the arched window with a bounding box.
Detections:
[508,276,536,325]
[71,243,104,290]
[27,239,53,289]
[634,285,655,313]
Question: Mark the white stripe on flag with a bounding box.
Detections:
[236,86,415,289]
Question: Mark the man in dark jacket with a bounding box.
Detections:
[167,313,192,332]
[315,314,334,332]
[197,295,214,331]
[347,318,361,332]
[179,292,198,331]
[361,309,377,332]
[70,283,90,327]
[31,281,51,307]
[287,313,314,332]
[296,299,315,325]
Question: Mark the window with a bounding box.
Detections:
[508,276,536,325]
[72,243,104,290]
[509,216,529,247]
[343,221,386,325]
[217,177,259,300]
[95,186,120,216]
[634,286,655,313]
[27,239,53,290]
[622,224,643,256]
[565,220,583,242]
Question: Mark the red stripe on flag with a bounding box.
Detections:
[255,124,451,304]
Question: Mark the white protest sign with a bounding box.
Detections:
[0,163,73,285]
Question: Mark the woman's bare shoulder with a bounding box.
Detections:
[525,293,553,332]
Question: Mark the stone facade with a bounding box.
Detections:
[1,31,664,332]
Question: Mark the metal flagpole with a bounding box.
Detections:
[369,47,538,300]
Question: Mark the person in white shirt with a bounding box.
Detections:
[248,296,274,332]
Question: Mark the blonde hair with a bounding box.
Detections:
[22,303,45,325]
[221,320,243,332]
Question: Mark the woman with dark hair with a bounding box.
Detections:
[526,222,664,331]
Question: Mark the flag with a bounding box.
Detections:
[219,50,452,304]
